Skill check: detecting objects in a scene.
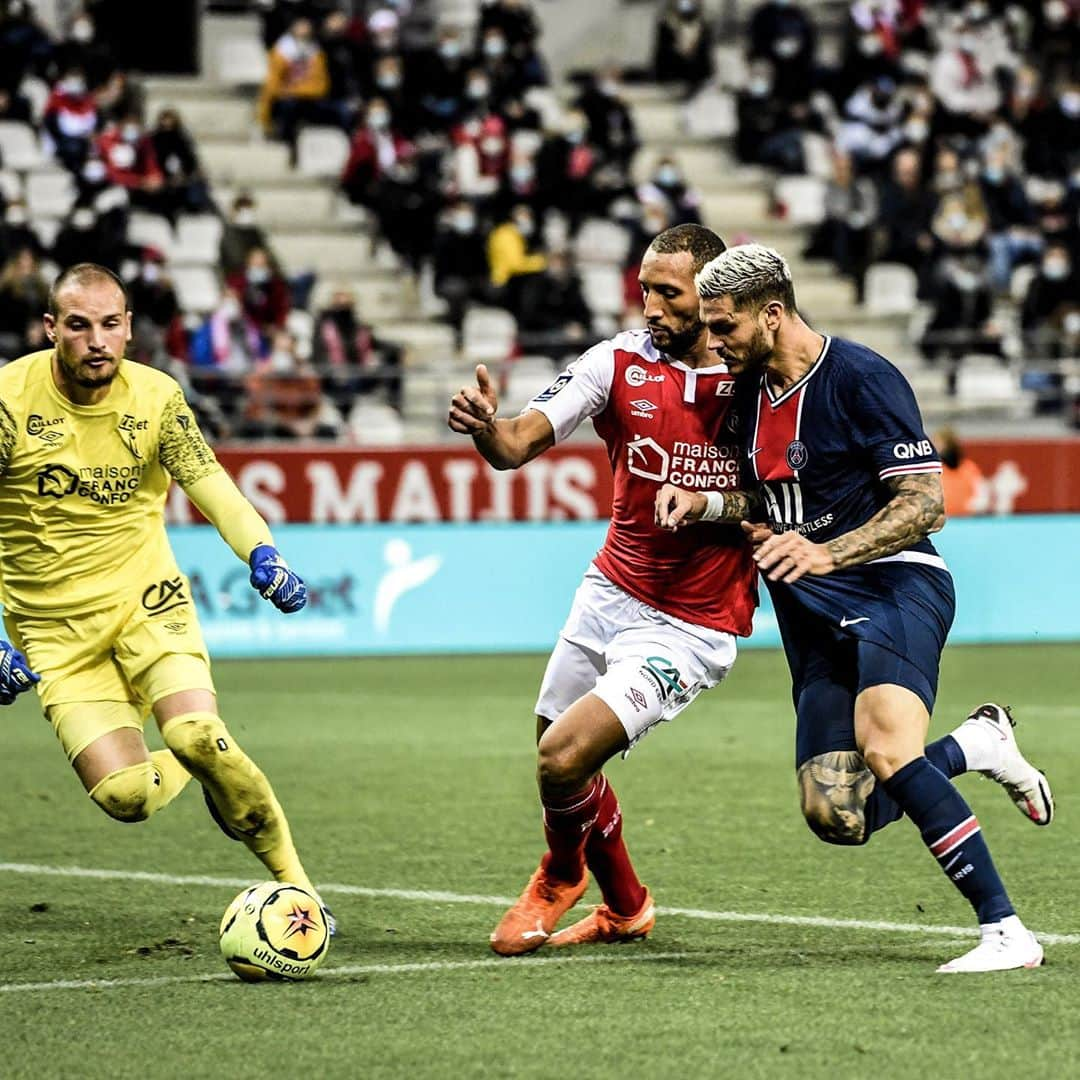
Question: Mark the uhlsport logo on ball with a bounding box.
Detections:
[219,881,330,982]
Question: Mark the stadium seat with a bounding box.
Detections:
[683,87,736,139]
[504,356,557,413]
[170,265,221,314]
[864,263,919,316]
[286,308,314,359]
[955,360,1021,406]
[1009,264,1037,304]
[297,127,350,179]
[581,265,625,320]
[0,121,43,171]
[34,217,61,249]
[170,214,224,265]
[127,212,174,254]
[574,218,631,266]
[463,306,517,364]
[19,76,49,124]
[25,169,76,219]
[774,175,827,227]
[0,169,22,203]
[348,400,405,445]
[215,36,268,87]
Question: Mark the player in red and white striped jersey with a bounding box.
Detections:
[448,225,757,954]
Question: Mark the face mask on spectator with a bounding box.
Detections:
[142,263,160,283]
[220,297,241,319]
[483,35,507,58]
[1060,91,1080,117]
[859,34,883,56]
[1044,0,1068,24]
[60,76,86,95]
[234,208,256,226]
[983,164,1005,183]
[368,109,390,129]
[467,79,490,100]
[513,212,534,235]
[82,159,107,183]
[121,123,140,143]
[6,206,27,226]
[71,209,95,229]
[481,135,504,154]
[452,210,476,232]
[748,76,771,96]
[71,19,94,43]
[1043,257,1070,279]
[439,39,461,60]
[945,211,970,231]
[247,266,270,284]
[949,264,981,291]
[966,2,989,23]
[655,164,681,186]
[774,36,800,58]
[599,79,619,97]
[510,164,535,185]
[904,120,929,142]
[565,125,586,143]
[376,71,401,91]
[678,0,698,16]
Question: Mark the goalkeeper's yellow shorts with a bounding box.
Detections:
[5,571,215,761]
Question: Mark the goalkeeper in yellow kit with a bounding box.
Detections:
[0,263,331,925]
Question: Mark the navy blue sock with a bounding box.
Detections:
[882,756,1014,924]
[863,735,967,836]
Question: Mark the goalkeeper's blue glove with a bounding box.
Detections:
[249,545,308,613]
[0,640,38,705]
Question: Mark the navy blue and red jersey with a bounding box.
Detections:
[735,334,944,566]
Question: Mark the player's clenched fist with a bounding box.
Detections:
[0,640,39,705]
[654,484,706,531]
[249,545,308,613]
[448,363,498,435]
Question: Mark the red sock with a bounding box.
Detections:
[585,774,647,917]
[541,777,601,883]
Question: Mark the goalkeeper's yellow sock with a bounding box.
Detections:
[161,711,315,894]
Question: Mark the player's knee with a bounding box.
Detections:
[797,751,874,846]
[88,763,156,823]
[162,712,229,776]
[536,729,589,795]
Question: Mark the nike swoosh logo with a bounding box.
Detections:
[840,616,869,628]
[521,928,549,941]
[748,447,763,458]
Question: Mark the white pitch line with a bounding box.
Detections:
[0,951,692,995]
[3,862,1078,947]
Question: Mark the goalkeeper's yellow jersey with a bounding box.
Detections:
[0,349,223,615]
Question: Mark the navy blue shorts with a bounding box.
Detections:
[767,561,956,768]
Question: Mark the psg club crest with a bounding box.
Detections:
[786,440,808,470]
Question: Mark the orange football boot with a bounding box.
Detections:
[547,888,655,947]
[490,862,589,956]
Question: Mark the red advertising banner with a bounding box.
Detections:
[164,438,1080,524]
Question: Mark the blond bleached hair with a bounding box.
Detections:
[694,243,797,313]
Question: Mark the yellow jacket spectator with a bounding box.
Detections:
[488,207,547,288]
[258,19,330,133]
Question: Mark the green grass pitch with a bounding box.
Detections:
[2,644,1078,1079]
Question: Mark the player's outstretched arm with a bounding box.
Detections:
[447,363,555,470]
[655,485,762,530]
[0,640,38,705]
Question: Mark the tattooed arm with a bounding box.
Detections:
[654,485,763,530]
[752,472,945,583]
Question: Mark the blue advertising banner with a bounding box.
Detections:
[170,515,1080,658]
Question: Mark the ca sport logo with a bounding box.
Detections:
[142,576,188,616]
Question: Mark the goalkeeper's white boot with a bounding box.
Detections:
[951,704,1054,825]
[937,915,1044,973]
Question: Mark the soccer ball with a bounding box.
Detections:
[219,881,330,982]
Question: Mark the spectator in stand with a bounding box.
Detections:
[433,198,490,345]
[978,142,1040,292]
[488,202,547,317]
[43,67,98,173]
[312,287,404,415]
[654,0,713,93]
[875,145,937,271]
[53,8,114,90]
[341,97,413,209]
[451,110,509,204]
[52,204,122,271]
[500,144,542,213]
[242,330,344,441]
[836,75,904,176]
[227,246,291,334]
[149,107,214,217]
[748,0,816,103]
[499,91,543,138]
[0,247,49,358]
[576,69,639,171]
[478,0,546,87]
[1025,72,1080,180]
[358,7,404,79]
[376,147,440,273]
[0,200,45,262]
[190,287,267,372]
[836,0,904,102]
[319,9,364,127]
[477,26,520,108]
[415,26,472,131]
[95,70,145,128]
[0,0,53,89]
[127,253,186,361]
[220,193,278,276]
[258,17,332,159]
[95,113,168,218]
[805,149,877,302]
[735,59,788,164]
[934,427,987,518]
[0,85,33,126]
[536,109,599,227]
[257,0,340,50]
[368,54,417,134]
[1021,242,1080,359]
[517,248,593,358]
[1031,0,1080,90]
[638,156,702,227]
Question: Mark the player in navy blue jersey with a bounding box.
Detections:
[655,243,1053,973]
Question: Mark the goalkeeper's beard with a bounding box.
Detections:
[60,352,119,389]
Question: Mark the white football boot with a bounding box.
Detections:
[937,915,1044,973]
[951,704,1054,826]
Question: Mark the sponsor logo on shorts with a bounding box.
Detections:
[26,414,65,445]
[142,576,188,616]
[625,364,664,387]
[624,687,648,713]
[642,656,688,702]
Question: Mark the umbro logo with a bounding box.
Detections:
[629,399,656,420]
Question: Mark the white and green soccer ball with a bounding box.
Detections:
[219,881,330,982]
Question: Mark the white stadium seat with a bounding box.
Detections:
[864,262,919,316]
[0,121,43,170]
[581,265,625,319]
[25,169,76,218]
[774,175,827,227]
[504,356,558,413]
[170,265,221,314]
[215,36,268,87]
[349,400,405,445]
[297,126,350,179]
[169,214,224,265]
[0,169,22,202]
[462,306,517,364]
[683,87,736,139]
[19,77,50,124]
[126,212,174,255]
[574,218,631,266]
